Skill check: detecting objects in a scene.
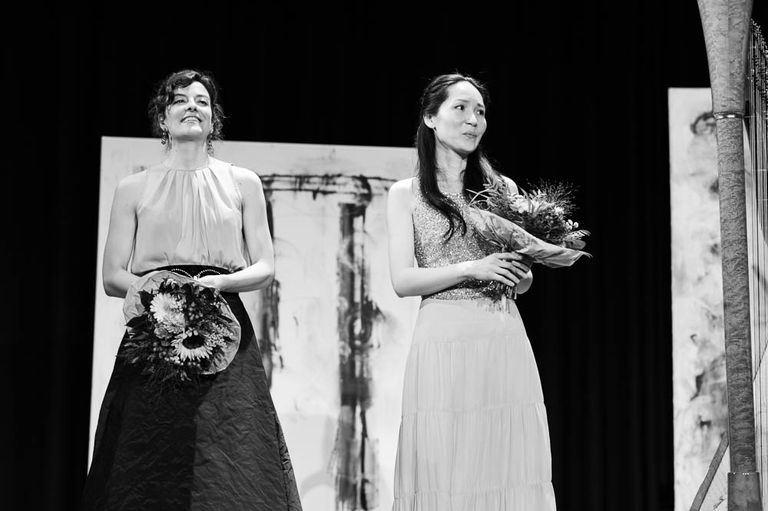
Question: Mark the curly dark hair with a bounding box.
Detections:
[148,69,225,153]
[415,73,496,239]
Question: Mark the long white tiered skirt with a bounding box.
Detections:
[393,298,556,511]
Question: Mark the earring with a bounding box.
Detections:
[160,128,169,146]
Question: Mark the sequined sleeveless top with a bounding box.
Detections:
[411,180,496,300]
[131,160,251,274]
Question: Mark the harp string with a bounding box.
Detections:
[747,18,768,506]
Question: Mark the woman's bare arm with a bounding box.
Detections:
[102,174,143,298]
[199,167,274,293]
[387,179,530,298]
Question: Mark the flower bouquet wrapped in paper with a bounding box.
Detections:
[467,177,590,298]
[119,270,241,387]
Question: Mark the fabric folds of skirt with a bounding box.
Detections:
[80,265,302,511]
[393,298,556,511]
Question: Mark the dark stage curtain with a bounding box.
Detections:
[7,2,764,509]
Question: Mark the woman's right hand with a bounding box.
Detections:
[464,252,532,287]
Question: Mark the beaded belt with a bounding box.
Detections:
[151,265,232,279]
[166,267,227,279]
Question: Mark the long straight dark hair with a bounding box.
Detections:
[416,73,496,239]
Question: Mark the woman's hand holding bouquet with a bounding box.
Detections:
[119,270,241,388]
[467,177,590,300]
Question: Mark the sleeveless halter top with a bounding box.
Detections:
[130,161,251,274]
[411,180,496,300]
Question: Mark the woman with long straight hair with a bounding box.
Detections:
[387,73,556,510]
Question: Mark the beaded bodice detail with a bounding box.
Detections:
[412,183,496,300]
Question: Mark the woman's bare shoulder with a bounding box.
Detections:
[114,168,150,200]
[221,160,263,195]
[388,178,419,217]
[229,162,259,180]
[389,177,416,197]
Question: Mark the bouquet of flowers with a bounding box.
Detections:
[467,177,590,299]
[118,270,241,386]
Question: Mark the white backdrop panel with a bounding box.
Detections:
[93,137,418,510]
[669,88,728,511]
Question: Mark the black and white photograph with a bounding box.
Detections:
[5,1,768,510]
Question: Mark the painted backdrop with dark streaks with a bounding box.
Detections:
[92,138,417,511]
[668,88,727,511]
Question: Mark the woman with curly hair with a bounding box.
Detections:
[80,69,302,510]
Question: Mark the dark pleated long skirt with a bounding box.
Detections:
[81,266,302,510]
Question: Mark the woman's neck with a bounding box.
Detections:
[163,140,210,170]
[434,145,468,192]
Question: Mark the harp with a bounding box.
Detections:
[691,1,767,509]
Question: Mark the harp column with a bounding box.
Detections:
[697,0,762,509]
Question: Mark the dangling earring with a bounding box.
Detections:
[161,127,169,146]
[206,120,218,154]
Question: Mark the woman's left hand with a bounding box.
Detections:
[196,274,229,291]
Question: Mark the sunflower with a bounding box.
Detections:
[172,331,215,362]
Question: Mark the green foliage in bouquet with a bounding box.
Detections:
[466,176,591,302]
[469,177,590,250]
